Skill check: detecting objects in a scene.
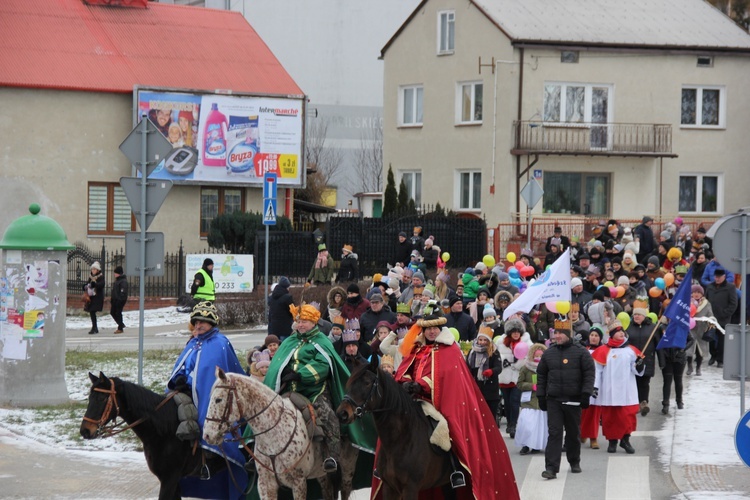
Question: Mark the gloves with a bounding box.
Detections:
[538,397,547,412]
[402,381,422,396]
[173,375,190,393]
[532,384,537,391]
[635,356,645,368]
[580,394,591,409]
[304,282,311,288]
[592,387,599,399]
[502,359,512,369]
[281,365,301,384]
[482,369,493,378]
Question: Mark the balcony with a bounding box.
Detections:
[511,121,677,158]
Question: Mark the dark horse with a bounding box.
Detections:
[80,372,227,500]
[336,359,455,499]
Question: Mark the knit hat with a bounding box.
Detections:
[714,268,726,276]
[114,265,124,274]
[388,266,404,280]
[491,265,505,277]
[373,273,384,284]
[477,286,491,299]
[264,334,280,346]
[448,296,462,308]
[647,256,660,268]
[689,285,703,296]
[642,216,654,224]
[202,258,214,267]
[396,302,411,315]
[410,250,421,258]
[475,262,487,273]
[388,277,400,290]
[667,247,683,261]
[477,326,493,342]
[412,271,425,282]
[190,301,219,326]
[593,288,610,301]
[617,275,630,286]
[632,297,649,317]
[423,288,434,299]
[398,231,407,238]
[424,237,433,248]
[482,303,496,318]
[504,318,525,334]
[91,261,101,271]
[376,320,392,332]
[278,276,291,288]
[497,271,510,282]
[571,277,583,288]
[660,230,671,240]
[589,324,606,337]
[367,289,384,302]
[592,226,603,237]
[347,283,361,294]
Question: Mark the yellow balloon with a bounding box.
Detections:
[483,254,496,268]
[506,252,517,263]
[617,312,631,330]
[603,281,615,288]
[556,301,571,315]
[441,252,451,263]
[450,327,460,341]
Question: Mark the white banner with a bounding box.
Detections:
[502,249,571,320]
[186,254,254,294]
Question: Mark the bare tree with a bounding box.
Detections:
[708,0,750,29]
[353,115,384,193]
[297,117,344,204]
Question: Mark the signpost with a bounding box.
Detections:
[263,173,277,324]
[118,115,172,384]
[734,410,750,467]
[520,179,544,250]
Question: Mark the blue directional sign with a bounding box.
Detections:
[263,172,278,200]
[735,409,750,467]
[263,198,277,226]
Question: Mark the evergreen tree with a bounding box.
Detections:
[398,178,409,213]
[434,201,445,216]
[407,198,417,215]
[383,164,398,217]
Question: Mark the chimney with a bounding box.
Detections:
[83,0,149,8]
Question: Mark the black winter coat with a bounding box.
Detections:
[394,241,412,266]
[84,273,105,313]
[537,341,595,401]
[626,318,657,377]
[466,350,502,402]
[446,311,477,341]
[111,274,128,304]
[336,254,359,283]
[422,247,439,270]
[706,281,739,327]
[634,223,656,262]
[267,284,294,339]
[359,306,397,343]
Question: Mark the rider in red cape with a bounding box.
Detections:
[371,306,520,499]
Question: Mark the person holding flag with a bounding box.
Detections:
[655,267,696,414]
[503,248,572,321]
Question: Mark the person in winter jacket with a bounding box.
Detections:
[515,343,548,455]
[580,325,605,449]
[571,278,593,311]
[109,266,128,334]
[634,216,656,264]
[544,239,563,268]
[358,291,396,343]
[307,243,334,286]
[466,327,503,419]
[267,276,294,341]
[323,286,346,323]
[687,284,713,376]
[336,244,359,283]
[625,299,657,416]
[495,317,533,439]
[84,261,105,334]
[421,237,439,273]
[461,268,481,305]
[191,258,215,303]
[705,268,738,368]
[394,231,412,267]
[570,303,590,341]
[495,272,520,297]
[480,303,504,338]
[340,283,370,322]
[536,317,596,479]
[656,323,695,414]
[446,296,477,341]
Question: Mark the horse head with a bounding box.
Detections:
[80,371,119,439]
[337,355,381,424]
[203,367,242,445]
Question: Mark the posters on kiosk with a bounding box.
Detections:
[136,89,304,187]
[186,254,254,294]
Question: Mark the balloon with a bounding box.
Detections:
[546,301,559,313]
[689,318,696,329]
[655,277,666,290]
[510,277,523,287]
[483,254,496,268]
[664,273,675,287]
[507,252,517,263]
[690,304,697,317]
[521,266,536,278]
[509,267,520,278]
[647,312,658,324]
[515,261,525,270]
[609,287,618,298]
[450,327,460,341]
[649,286,662,298]
[615,286,626,298]
[513,342,530,360]
[617,311,631,330]
[441,252,451,263]
[603,281,615,288]
[556,301,571,315]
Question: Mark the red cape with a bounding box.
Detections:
[373,333,520,500]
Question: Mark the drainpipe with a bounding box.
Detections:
[515,48,525,222]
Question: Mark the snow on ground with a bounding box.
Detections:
[66,306,191,330]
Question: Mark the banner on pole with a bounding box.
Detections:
[503,249,571,320]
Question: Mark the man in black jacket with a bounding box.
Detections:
[634,216,656,264]
[358,291,396,342]
[445,296,477,341]
[110,266,128,334]
[705,268,738,368]
[394,231,412,267]
[537,318,596,479]
[267,276,294,341]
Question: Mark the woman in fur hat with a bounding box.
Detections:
[515,343,548,455]
[495,317,533,438]
[580,325,605,449]
[466,326,503,419]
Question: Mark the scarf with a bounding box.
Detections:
[524,357,540,372]
[315,250,329,269]
[592,336,639,365]
[469,343,490,381]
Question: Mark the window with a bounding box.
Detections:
[543,82,613,148]
[457,171,481,210]
[681,86,724,128]
[437,10,455,54]
[697,56,713,68]
[87,183,134,235]
[457,82,483,124]
[399,171,422,205]
[399,85,424,126]
[200,187,245,236]
[561,51,579,63]
[542,173,610,215]
[679,174,721,213]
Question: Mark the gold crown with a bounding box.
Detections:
[554,318,572,331]
[381,355,394,367]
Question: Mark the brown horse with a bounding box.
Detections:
[80,372,229,500]
[336,358,456,499]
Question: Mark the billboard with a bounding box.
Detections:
[134,87,305,188]
[186,254,254,294]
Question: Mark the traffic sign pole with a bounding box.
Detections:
[138,115,148,385]
[263,173,278,325]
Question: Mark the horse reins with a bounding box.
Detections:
[83,379,179,438]
[342,372,384,418]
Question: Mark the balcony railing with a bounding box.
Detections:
[512,121,675,157]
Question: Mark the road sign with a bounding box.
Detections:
[707,211,749,275]
[125,231,165,277]
[263,198,277,226]
[119,119,173,176]
[263,172,278,200]
[119,177,173,231]
[735,409,750,467]
[520,178,544,209]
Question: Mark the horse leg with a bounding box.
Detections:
[257,467,278,500]
[291,478,308,500]
[338,441,357,500]
[317,474,336,500]
[157,476,180,500]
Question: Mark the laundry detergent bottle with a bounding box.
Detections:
[203,103,228,166]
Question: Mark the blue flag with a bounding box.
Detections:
[657,267,693,350]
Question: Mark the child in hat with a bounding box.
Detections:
[515,343,548,455]
[380,354,395,376]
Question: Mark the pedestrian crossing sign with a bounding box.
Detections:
[263,198,277,226]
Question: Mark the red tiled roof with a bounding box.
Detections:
[0,0,303,95]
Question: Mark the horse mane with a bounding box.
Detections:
[348,364,426,424]
[114,377,178,435]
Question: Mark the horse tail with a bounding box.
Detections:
[400,323,422,358]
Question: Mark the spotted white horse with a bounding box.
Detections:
[203,367,357,499]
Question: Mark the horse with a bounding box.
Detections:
[80,371,227,500]
[336,358,456,499]
[203,367,358,500]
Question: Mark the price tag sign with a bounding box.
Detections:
[279,154,298,177]
[254,153,279,177]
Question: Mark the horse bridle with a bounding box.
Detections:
[342,372,381,418]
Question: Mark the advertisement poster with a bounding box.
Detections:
[136,89,304,188]
[23,310,44,338]
[185,254,254,294]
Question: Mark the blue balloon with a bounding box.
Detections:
[655,277,666,290]
[509,268,520,278]
[510,277,523,287]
